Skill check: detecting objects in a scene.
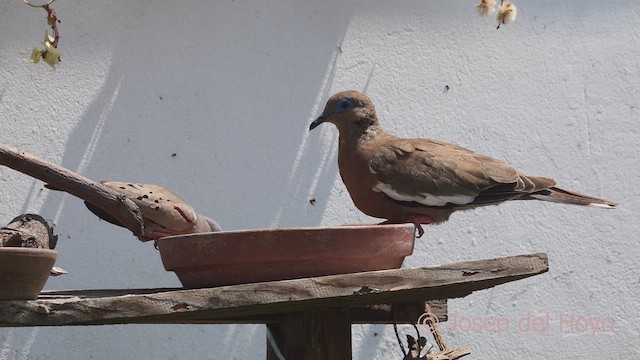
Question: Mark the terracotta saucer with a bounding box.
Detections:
[0,248,57,300]
[156,223,416,288]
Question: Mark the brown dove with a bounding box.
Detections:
[309,90,616,237]
[85,182,221,241]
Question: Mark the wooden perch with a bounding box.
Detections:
[0,143,144,238]
[0,253,548,326]
[0,253,548,359]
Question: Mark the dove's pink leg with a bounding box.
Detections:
[379,215,435,238]
[406,215,435,238]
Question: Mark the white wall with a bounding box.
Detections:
[1,0,638,358]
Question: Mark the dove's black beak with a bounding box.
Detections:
[309,114,329,131]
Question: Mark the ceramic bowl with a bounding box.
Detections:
[0,248,56,300]
[156,224,416,288]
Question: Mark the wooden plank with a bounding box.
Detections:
[0,253,547,327]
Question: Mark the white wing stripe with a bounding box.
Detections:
[373,182,476,207]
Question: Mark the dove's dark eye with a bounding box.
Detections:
[335,98,354,113]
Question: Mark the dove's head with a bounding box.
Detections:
[309,90,379,133]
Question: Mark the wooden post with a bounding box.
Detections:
[266,323,285,360]
[267,308,352,360]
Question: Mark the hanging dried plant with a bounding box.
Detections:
[24,0,61,69]
[475,0,497,16]
[497,1,518,29]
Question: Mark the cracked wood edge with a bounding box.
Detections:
[0,253,548,326]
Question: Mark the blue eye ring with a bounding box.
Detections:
[335,98,354,113]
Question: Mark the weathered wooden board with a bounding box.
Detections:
[0,253,547,327]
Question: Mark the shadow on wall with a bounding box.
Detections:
[38,1,357,282]
[41,1,353,233]
[7,2,355,360]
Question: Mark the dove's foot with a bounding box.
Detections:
[413,224,425,238]
[408,215,436,238]
[379,215,435,238]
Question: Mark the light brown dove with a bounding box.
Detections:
[309,90,616,237]
[85,182,221,241]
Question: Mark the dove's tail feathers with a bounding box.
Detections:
[202,216,223,232]
[528,187,617,209]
